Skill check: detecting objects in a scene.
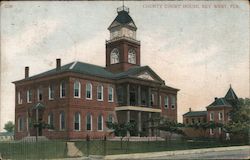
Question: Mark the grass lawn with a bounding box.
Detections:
[74,139,248,155]
[0,140,67,159]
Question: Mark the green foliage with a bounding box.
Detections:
[4,121,14,133]
[106,121,135,138]
[225,98,250,135]
[157,118,184,135]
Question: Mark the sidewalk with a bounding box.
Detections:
[104,145,250,160]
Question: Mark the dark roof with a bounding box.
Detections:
[115,10,134,25]
[225,86,238,100]
[108,7,137,30]
[206,97,232,108]
[14,61,175,86]
[183,111,207,117]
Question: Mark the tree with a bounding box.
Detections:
[4,121,14,133]
[223,98,250,141]
[106,121,136,149]
[188,121,223,138]
[157,118,184,142]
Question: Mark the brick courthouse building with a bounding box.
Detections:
[13,6,179,140]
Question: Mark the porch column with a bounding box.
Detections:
[138,111,142,137]
[148,112,152,136]
[138,85,141,106]
[148,87,151,107]
[36,108,39,140]
[127,84,130,106]
[127,110,130,137]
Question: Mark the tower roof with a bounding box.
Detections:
[225,85,238,100]
[108,6,137,30]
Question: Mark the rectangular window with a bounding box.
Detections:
[86,114,92,131]
[227,112,231,121]
[186,118,189,124]
[218,127,222,134]
[210,112,214,121]
[49,84,55,100]
[218,112,223,121]
[117,87,123,103]
[86,83,92,99]
[150,94,154,106]
[97,115,103,131]
[171,96,176,109]
[27,90,32,103]
[210,128,214,135]
[108,86,114,102]
[60,82,66,98]
[192,118,194,124]
[49,85,55,100]
[18,92,22,104]
[164,96,168,108]
[97,85,103,101]
[37,88,43,101]
[18,117,23,132]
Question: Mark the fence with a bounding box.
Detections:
[0,136,248,159]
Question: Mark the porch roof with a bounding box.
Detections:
[115,106,162,113]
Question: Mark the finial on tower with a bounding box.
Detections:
[230,84,232,88]
[117,1,129,13]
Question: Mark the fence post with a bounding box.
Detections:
[86,134,90,157]
[103,136,107,156]
[126,138,129,153]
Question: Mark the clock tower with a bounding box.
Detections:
[105,6,141,73]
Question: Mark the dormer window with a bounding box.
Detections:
[110,48,119,64]
[128,49,136,64]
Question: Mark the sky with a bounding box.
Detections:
[0,1,249,131]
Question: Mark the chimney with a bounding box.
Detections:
[25,66,29,78]
[56,59,61,71]
[215,97,218,101]
[189,108,191,112]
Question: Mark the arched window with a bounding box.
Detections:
[60,111,65,130]
[97,85,103,101]
[74,80,81,98]
[128,49,136,64]
[107,114,113,123]
[86,83,92,99]
[18,116,23,132]
[110,48,119,64]
[97,114,103,131]
[48,113,54,130]
[86,113,92,131]
[60,81,66,98]
[74,112,81,131]
[108,86,114,102]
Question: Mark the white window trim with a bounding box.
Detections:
[164,96,168,109]
[210,112,214,121]
[60,82,66,98]
[18,117,23,132]
[97,85,103,101]
[108,86,114,102]
[49,85,54,100]
[159,95,162,107]
[86,114,92,131]
[27,90,31,103]
[218,127,222,134]
[74,113,81,131]
[97,115,103,131]
[218,112,223,121]
[48,113,54,131]
[18,92,22,104]
[86,83,92,100]
[210,128,214,135]
[37,88,42,101]
[74,81,81,98]
[171,96,176,109]
[59,112,65,131]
